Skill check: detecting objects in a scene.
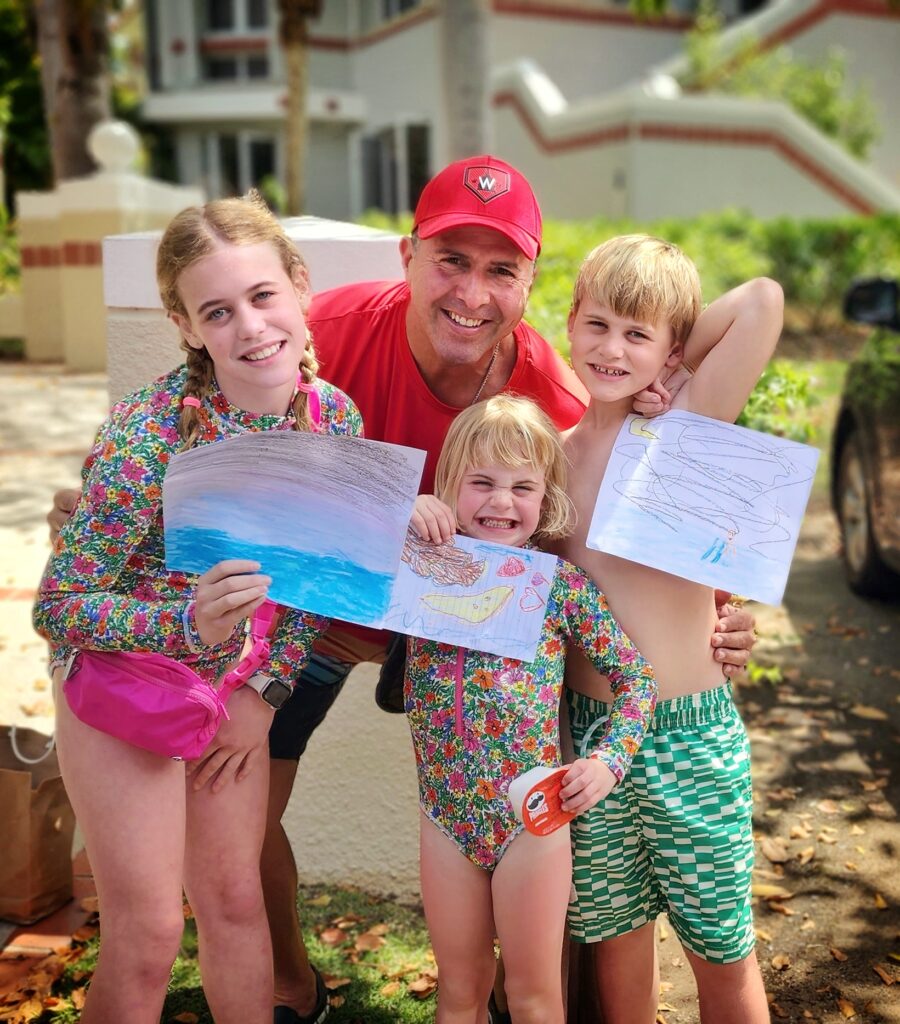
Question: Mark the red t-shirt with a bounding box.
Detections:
[309,280,588,493]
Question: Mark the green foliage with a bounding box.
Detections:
[0,0,52,208]
[682,0,880,160]
[0,203,20,293]
[42,887,436,1023]
[737,359,817,442]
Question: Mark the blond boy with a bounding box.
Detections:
[556,236,783,1024]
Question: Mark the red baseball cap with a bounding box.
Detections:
[412,155,542,259]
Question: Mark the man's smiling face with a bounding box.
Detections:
[401,225,535,370]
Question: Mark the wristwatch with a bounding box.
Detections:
[245,673,293,710]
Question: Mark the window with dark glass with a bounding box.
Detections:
[207,0,235,31]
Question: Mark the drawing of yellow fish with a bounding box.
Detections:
[421,585,513,624]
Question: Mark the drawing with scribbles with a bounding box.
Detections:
[163,431,425,625]
[587,411,819,605]
[382,531,559,660]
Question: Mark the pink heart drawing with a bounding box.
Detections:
[519,586,545,612]
[531,572,549,587]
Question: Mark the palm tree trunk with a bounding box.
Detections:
[279,1,320,215]
[34,0,112,183]
[440,0,492,159]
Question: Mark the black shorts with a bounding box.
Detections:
[268,650,354,761]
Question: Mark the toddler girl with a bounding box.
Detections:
[33,193,362,1024]
[406,395,656,1024]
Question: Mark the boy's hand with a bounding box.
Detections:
[711,589,756,676]
[559,757,617,814]
[411,494,456,544]
[194,559,270,646]
[48,487,80,543]
[632,365,693,418]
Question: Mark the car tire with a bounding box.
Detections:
[836,431,897,597]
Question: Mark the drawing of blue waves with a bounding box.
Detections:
[166,526,392,625]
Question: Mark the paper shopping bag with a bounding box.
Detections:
[0,727,76,924]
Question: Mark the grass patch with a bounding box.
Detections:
[34,886,436,1024]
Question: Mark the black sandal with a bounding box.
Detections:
[273,965,330,1024]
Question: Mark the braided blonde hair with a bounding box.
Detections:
[156,190,320,449]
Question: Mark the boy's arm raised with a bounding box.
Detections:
[674,277,783,422]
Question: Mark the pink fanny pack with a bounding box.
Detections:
[62,601,280,761]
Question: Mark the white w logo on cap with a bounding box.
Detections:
[478,175,496,191]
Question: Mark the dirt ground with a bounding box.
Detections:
[649,494,900,1024]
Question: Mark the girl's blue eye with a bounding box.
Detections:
[207,308,227,321]
[255,290,274,301]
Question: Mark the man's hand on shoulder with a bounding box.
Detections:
[48,488,80,544]
[711,589,756,677]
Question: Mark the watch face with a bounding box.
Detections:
[263,679,292,709]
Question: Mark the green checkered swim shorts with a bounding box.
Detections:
[566,683,756,964]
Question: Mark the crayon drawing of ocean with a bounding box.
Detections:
[167,526,392,626]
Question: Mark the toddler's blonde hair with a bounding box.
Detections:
[434,395,574,543]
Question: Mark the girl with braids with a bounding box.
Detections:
[33,193,362,1024]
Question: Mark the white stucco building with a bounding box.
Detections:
[141,0,900,220]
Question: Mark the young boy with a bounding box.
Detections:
[556,235,783,1024]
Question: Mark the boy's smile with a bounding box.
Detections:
[568,301,681,404]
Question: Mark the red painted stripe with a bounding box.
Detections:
[493,92,876,214]
[493,0,692,30]
[753,0,899,50]
[62,242,103,267]
[198,35,268,53]
[310,5,436,51]
[494,91,629,153]
[21,245,61,269]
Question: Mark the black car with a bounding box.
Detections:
[831,278,900,598]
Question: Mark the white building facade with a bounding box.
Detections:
[141,0,900,221]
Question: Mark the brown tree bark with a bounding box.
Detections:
[33,0,112,183]
[278,0,320,215]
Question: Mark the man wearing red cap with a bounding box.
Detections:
[265,155,755,1023]
[48,155,755,1024]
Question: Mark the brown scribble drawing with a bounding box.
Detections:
[402,530,487,587]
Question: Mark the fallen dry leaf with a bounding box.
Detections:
[319,927,346,947]
[836,996,857,1018]
[306,894,331,907]
[770,953,791,971]
[380,980,402,997]
[756,927,773,942]
[849,824,866,836]
[830,947,849,962]
[801,918,816,931]
[408,975,438,999]
[790,823,812,839]
[323,975,351,990]
[355,931,386,952]
[816,799,840,815]
[770,1003,789,1019]
[760,837,790,863]
[752,883,794,900]
[848,704,888,721]
[798,846,816,865]
[872,963,895,985]
[817,832,839,845]
[874,893,889,910]
[329,995,345,1008]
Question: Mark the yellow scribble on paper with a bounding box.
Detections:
[421,585,513,624]
[629,417,659,440]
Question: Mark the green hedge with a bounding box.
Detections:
[361,209,900,352]
[360,209,900,440]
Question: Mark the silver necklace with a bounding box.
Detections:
[470,338,503,406]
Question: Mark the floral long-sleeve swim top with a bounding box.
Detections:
[33,366,364,684]
[405,558,657,869]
